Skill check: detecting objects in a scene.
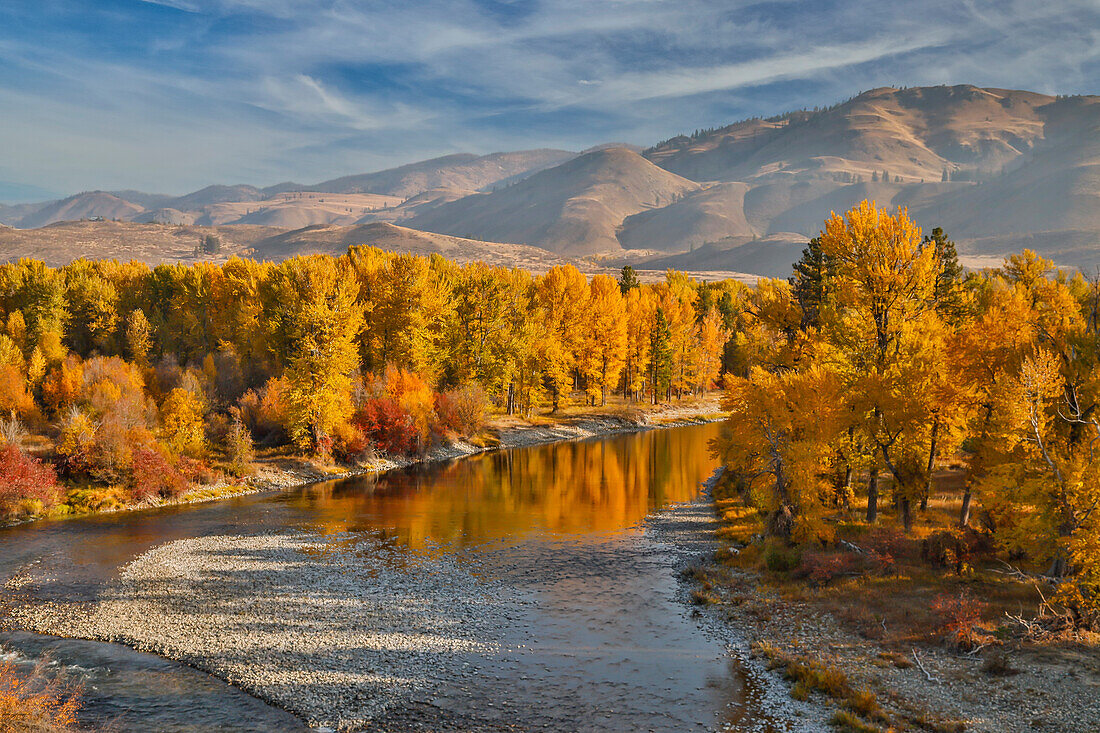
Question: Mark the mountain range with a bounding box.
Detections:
[3,85,1098,277]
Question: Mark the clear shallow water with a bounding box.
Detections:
[0,422,770,731]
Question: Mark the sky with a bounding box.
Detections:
[1,0,1098,200]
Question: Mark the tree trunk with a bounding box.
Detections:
[866,468,879,523]
[959,485,973,528]
[921,418,939,512]
[506,381,515,416]
[900,496,912,533]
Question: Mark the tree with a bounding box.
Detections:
[789,236,834,329]
[619,265,640,294]
[125,309,152,368]
[650,308,673,403]
[713,363,840,541]
[579,275,627,405]
[819,201,943,531]
[160,387,206,457]
[272,258,364,454]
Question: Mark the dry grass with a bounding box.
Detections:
[0,659,81,733]
[716,467,1045,649]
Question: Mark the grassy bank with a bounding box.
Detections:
[690,465,1100,733]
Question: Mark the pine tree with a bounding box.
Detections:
[788,236,834,329]
[650,308,673,403]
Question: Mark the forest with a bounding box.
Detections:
[711,200,1100,630]
[0,249,732,519]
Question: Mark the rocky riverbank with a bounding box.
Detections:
[11,398,725,528]
[8,531,525,730]
[684,471,1100,733]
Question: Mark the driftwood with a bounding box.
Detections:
[911,648,943,684]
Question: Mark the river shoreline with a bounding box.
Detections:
[3,398,725,529]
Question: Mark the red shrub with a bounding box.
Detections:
[353,398,418,455]
[0,445,60,511]
[798,551,861,586]
[130,448,187,501]
[931,591,987,649]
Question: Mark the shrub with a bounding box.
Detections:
[354,397,418,455]
[763,543,801,573]
[223,412,255,475]
[931,591,987,650]
[130,447,187,501]
[0,444,60,514]
[798,551,861,586]
[435,384,488,437]
[0,658,81,731]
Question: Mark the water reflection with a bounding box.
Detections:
[281,422,721,550]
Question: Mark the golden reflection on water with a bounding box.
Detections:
[285,423,722,551]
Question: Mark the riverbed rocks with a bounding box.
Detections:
[10,532,519,730]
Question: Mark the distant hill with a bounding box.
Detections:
[303,149,577,197]
[5,85,1100,277]
[409,147,699,255]
[17,192,145,229]
[252,221,575,272]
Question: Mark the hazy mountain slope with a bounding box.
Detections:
[306,149,576,197]
[911,95,1100,238]
[618,182,753,251]
[0,221,279,266]
[646,85,1056,184]
[17,192,144,228]
[0,201,50,227]
[635,234,807,278]
[409,148,699,255]
[165,185,264,211]
[250,221,573,272]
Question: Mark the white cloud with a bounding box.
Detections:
[1,0,1097,195]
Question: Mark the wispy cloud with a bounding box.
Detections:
[0,0,1096,196]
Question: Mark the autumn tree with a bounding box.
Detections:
[268,257,363,453]
[579,275,627,405]
[819,201,945,531]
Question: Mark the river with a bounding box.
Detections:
[0,422,779,732]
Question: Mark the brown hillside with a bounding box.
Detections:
[409,147,699,255]
[251,221,574,272]
[18,192,144,228]
[307,149,576,197]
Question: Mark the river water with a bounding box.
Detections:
[0,422,773,732]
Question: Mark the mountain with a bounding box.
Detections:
[618,182,753,252]
[17,192,145,229]
[165,184,264,211]
[304,149,577,197]
[645,85,1056,184]
[251,221,574,272]
[409,147,699,255]
[6,85,1100,276]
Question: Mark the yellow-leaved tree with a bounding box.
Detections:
[270,257,364,454]
[820,201,947,531]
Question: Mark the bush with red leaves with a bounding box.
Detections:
[798,551,862,586]
[931,591,987,649]
[353,398,418,456]
[0,444,60,512]
[130,448,187,501]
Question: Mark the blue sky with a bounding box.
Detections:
[1,0,1098,199]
